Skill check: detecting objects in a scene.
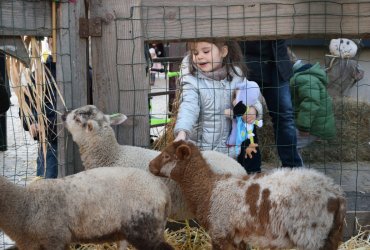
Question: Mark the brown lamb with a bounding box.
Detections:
[149,140,346,250]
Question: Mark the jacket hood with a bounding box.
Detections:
[292,62,328,86]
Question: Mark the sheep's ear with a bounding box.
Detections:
[176,144,191,160]
[108,113,127,126]
[86,120,97,132]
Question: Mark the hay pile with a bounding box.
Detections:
[303,97,370,162]
[151,90,181,151]
[258,97,370,163]
[339,220,370,250]
[70,219,369,250]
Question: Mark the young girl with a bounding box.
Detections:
[174,39,262,173]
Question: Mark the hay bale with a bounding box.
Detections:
[300,97,370,163]
[256,102,279,164]
[151,90,180,151]
[257,97,370,163]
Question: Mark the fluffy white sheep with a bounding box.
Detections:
[62,105,246,220]
[0,167,173,250]
[149,140,346,250]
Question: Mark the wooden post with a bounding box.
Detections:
[52,1,57,63]
[57,0,88,176]
[168,42,186,113]
[90,0,149,147]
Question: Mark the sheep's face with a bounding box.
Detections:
[149,140,191,179]
[62,105,127,143]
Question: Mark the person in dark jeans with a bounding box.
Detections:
[22,54,58,178]
[0,52,11,151]
[239,40,302,167]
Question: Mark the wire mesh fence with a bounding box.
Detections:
[0,0,370,249]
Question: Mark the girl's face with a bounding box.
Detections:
[191,42,228,72]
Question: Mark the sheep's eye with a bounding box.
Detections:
[340,39,343,43]
[347,41,350,45]
[163,154,170,160]
[75,117,81,123]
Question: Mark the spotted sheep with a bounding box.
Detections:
[0,167,173,250]
[149,140,346,250]
[62,105,246,220]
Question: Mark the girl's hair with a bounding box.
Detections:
[186,39,248,81]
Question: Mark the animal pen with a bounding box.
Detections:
[0,0,370,248]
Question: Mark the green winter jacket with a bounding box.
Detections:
[290,62,336,140]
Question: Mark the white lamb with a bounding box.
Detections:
[149,140,346,250]
[62,105,246,220]
[0,167,173,250]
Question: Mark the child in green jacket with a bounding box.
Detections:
[290,60,336,149]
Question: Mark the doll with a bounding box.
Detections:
[227,79,263,159]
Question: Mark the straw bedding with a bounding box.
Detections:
[70,219,369,250]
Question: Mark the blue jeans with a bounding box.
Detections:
[36,140,58,178]
[261,80,303,167]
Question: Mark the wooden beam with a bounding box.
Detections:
[90,0,149,147]
[0,0,52,36]
[57,0,88,176]
[0,36,30,66]
[140,0,370,42]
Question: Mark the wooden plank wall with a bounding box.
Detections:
[57,0,88,176]
[0,0,51,36]
[140,0,370,42]
[90,0,149,147]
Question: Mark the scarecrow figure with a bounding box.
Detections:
[326,38,364,98]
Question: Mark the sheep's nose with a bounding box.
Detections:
[149,162,159,175]
[61,110,70,122]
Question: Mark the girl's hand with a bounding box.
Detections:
[29,124,39,139]
[243,106,257,124]
[174,130,187,142]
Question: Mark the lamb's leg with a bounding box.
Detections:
[235,241,253,250]
[42,243,67,250]
[212,238,234,250]
[17,242,41,250]
[129,236,173,250]
[153,241,174,250]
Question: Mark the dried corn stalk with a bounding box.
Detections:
[6,36,65,177]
